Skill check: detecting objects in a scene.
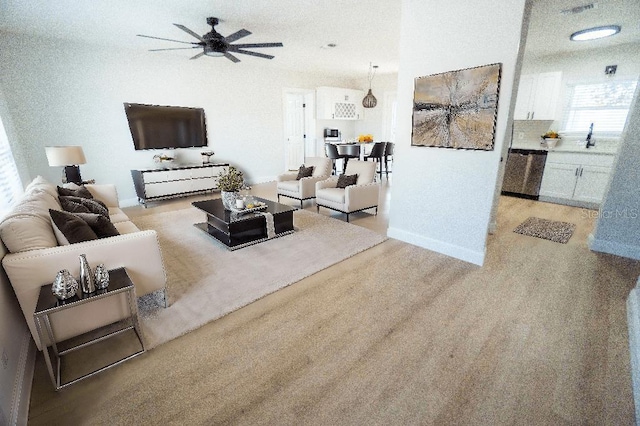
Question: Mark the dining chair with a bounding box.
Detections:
[325,143,345,175]
[362,142,387,180]
[383,142,394,179]
[337,144,361,174]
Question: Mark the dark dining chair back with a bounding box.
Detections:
[363,142,387,179]
[383,142,394,178]
[325,143,342,175]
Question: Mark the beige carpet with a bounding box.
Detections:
[131,207,387,349]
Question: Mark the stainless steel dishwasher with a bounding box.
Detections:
[501,149,547,199]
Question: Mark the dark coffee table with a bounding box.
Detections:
[192,197,295,250]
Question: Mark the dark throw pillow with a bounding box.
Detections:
[50,209,98,244]
[74,213,120,238]
[60,196,109,218]
[337,174,358,189]
[59,196,91,213]
[57,185,93,199]
[296,165,314,180]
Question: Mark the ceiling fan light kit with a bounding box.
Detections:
[570,25,621,41]
[138,16,283,63]
[362,63,378,109]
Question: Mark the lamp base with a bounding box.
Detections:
[62,165,82,185]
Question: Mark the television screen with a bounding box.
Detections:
[124,103,208,150]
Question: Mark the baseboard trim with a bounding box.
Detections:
[10,332,35,426]
[387,227,485,266]
[589,234,640,260]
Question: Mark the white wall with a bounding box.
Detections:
[0,34,353,203]
[387,0,527,265]
[590,84,640,259]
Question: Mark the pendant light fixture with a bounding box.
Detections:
[362,62,378,108]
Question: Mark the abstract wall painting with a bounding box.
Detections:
[411,63,502,151]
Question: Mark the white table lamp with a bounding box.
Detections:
[45,146,87,184]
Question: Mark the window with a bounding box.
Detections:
[0,116,23,218]
[562,79,637,136]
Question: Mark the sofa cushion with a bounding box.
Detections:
[113,221,140,235]
[317,188,346,203]
[108,208,129,224]
[57,185,94,199]
[0,214,58,252]
[50,210,99,245]
[25,175,58,199]
[0,190,60,253]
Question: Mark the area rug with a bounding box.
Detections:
[131,207,387,349]
[513,217,576,244]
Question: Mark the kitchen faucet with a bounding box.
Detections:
[585,122,595,148]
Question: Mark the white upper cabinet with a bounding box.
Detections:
[316,87,364,120]
[514,72,562,120]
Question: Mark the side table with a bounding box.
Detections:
[34,267,145,390]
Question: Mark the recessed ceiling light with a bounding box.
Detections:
[320,43,337,49]
[570,25,621,41]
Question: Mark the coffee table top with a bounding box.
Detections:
[192,197,295,223]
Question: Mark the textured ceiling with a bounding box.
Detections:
[0,0,638,77]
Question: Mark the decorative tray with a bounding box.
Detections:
[229,202,268,214]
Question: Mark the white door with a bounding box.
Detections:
[284,93,305,170]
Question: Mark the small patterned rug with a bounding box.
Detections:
[513,217,576,244]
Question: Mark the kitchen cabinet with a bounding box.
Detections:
[514,71,562,120]
[539,152,613,206]
[316,86,364,120]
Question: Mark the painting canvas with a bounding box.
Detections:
[411,63,501,150]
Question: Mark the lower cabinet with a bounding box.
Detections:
[131,163,229,206]
[539,152,614,206]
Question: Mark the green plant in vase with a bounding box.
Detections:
[217,166,244,209]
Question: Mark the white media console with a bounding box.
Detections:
[131,163,229,206]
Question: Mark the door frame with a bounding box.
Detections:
[282,88,316,171]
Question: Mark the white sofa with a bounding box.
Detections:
[0,176,167,350]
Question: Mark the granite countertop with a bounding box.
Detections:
[510,139,619,155]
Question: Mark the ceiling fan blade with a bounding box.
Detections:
[224,52,241,63]
[230,43,283,48]
[149,47,201,51]
[190,52,205,60]
[137,34,201,45]
[225,29,252,43]
[173,24,205,42]
[227,48,275,60]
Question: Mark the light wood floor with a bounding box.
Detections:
[28,179,640,425]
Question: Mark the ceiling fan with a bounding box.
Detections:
[137,17,283,63]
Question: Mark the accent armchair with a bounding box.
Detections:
[315,160,380,222]
[276,157,332,208]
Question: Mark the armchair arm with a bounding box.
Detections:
[345,183,380,211]
[276,172,298,183]
[316,177,339,191]
[299,175,330,198]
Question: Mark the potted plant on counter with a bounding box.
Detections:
[217,166,244,210]
[541,131,561,149]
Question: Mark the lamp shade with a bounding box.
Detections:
[45,146,87,166]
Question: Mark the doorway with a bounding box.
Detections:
[283,89,316,171]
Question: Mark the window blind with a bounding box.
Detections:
[562,79,637,135]
[0,116,23,218]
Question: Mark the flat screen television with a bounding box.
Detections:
[124,103,208,150]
